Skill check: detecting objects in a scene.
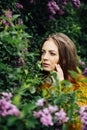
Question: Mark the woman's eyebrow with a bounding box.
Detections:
[49,50,57,52]
[41,49,57,52]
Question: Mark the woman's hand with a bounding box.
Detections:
[55,64,64,81]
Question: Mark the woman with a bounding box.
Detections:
[41,33,78,81]
[40,33,87,130]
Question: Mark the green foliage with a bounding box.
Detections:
[0,12,42,93]
[0,0,87,130]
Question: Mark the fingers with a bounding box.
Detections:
[55,64,62,72]
[55,64,64,81]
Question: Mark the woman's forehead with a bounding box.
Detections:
[42,38,58,50]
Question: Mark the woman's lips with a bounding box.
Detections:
[43,63,50,67]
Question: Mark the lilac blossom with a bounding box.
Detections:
[15,3,23,9]
[33,108,53,126]
[71,0,80,8]
[33,110,42,118]
[2,20,7,26]
[58,9,65,15]
[0,92,20,117]
[2,92,12,101]
[2,10,13,26]
[47,0,60,15]
[79,106,87,130]
[34,99,69,127]
[59,0,67,5]
[79,60,85,66]
[4,10,12,19]
[83,68,87,77]
[48,105,58,113]
[2,20,12,26]
[36,98,46,106]
[40,112,53,126]
[43,108,50,115]
[55,108,69,123]
[18,19,23,25]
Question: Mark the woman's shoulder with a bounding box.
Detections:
[69,73,87,85]
[67,73,87,93]
[69,74,87,106]
[76,74,87,87]
[77,74,87,80]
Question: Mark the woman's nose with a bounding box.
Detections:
[43,53,49,60]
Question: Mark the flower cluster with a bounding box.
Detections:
[33,98,69,127]
[79,60,85,66]
[71,0,80,8]
[47,0,65,19]
[47,0,80,19]
[47,0,60,15]
[83,68,87,77]
[78,60,87,77]
[2,10,13,26]
[1,9,23,27]
[0,92,20,117]
[59,0,67,5]
[15,2,23,9]
[79,106,87,130]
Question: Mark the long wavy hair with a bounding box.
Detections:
[41,33,78,80]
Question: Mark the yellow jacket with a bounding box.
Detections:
[40,74,87,130]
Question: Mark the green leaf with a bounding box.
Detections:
[62,123,68,130]
[12,94,21,106]
[12,15,20,22]
[29,86,36,94]
[69,70,78,79]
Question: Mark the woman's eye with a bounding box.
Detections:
[50,53,56,55]
[41,51,45,55]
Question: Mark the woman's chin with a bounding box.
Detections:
[43,68,50,72]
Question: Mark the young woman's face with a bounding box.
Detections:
[41,38,59,71]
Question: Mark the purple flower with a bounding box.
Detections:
[4,10,12,19]
[18,19,23,25]
[2,92,12,101]
[36,98,46,106]
[59,0,67,5]
[83,68,87,76]
[48,105,58,113]
[79,106,87,130]
[58,9,65,15]
[71,0,80,8]
[7,105,20,116]
[55,108,69,123]
[1,10,13,26]
[33,107,53,126]
[79,60,85,66]
[33,110,42,117]
[43,108,49,115]
[2,20,7,26]
[15,3,23,9]
[47,0,60,15]
[0,92,20,117]
[40,112,53,126]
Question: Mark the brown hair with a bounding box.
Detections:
[42,33,78,80]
